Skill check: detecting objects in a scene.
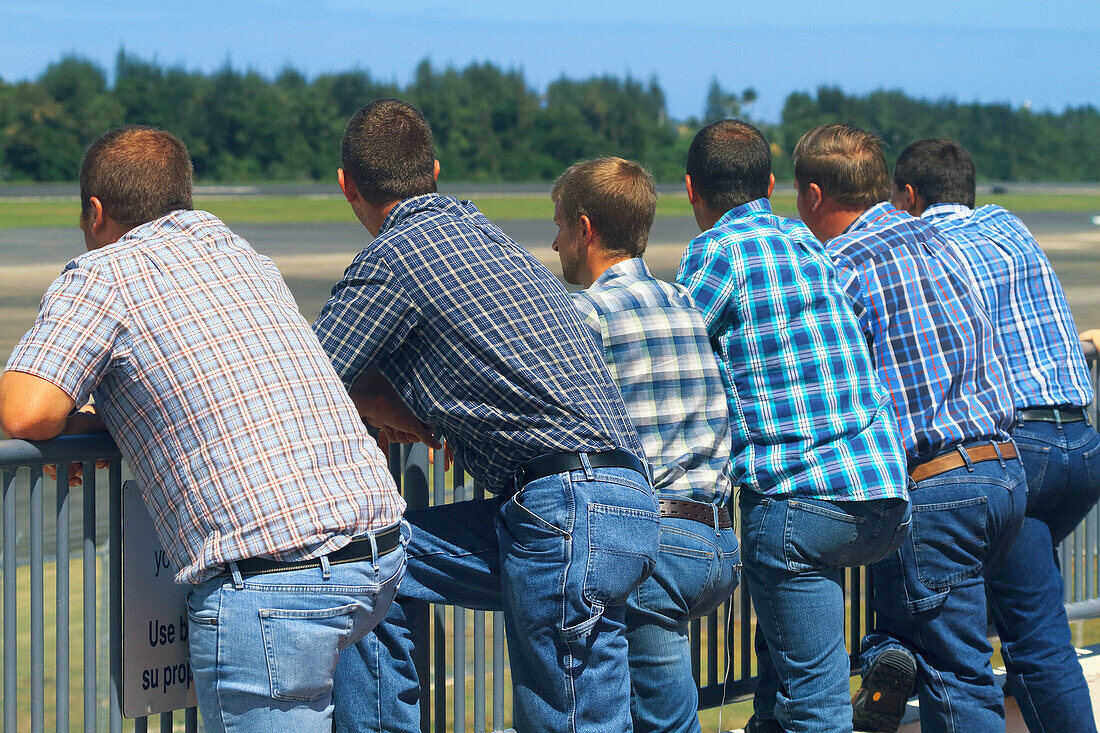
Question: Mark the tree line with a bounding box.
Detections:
[1,52,1097,183]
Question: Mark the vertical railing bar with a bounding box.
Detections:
[30,466,45,733]
[707,609,718,687]
[451,476,466,732]
[1076,521,1085,602]
[3,469,18,733]
[1063,535,1072,603]
[690,618,701,684]
[492,611,505,732]
[159,710,172,732]
[135,716,147,732]
[403,444,431,733]
[108,461,123,733]
[433,449,446,733]
[850,567,862,670]
[56,465,71,733]
[185,706,198,732]
[740,582,751,679]
[83,463,97,733]
[468,470,487,733]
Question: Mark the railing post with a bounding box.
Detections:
[3,468,17,733]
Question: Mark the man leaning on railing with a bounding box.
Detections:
[0,125,408,732]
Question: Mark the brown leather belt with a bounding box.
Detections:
[658,498,733,529]
[909,441,1018,484]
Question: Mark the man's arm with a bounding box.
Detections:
[0,371,77,440]
[350,367,440,448]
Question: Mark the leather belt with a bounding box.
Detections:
[224,523,401,578]
[659,498,733,529]
[1017,407,1088,424]
[909,441,1018,484]
[515,448,648,488]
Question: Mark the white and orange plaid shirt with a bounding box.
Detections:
[6,209,405,583]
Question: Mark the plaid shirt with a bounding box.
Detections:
[676,198,907,501]
[826,203,1014,461]
[571,258,733,505]
[924,203,1091,409]
[5,210,404,584]
[312,194,643,492]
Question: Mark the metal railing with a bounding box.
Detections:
[3,346,1100,731]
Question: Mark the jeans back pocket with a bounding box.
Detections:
[584,504,660,608]
[259,602,358,702]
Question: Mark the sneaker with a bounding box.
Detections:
[852,648,917,731]
[743,714,785,732]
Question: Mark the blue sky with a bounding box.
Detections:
[2,0,1098,121]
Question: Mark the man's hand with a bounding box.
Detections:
[42,404,110,486]
[350,368,441,449]
[1080,330,1100,358]
[44,459,109,488]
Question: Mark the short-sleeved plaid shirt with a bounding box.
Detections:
[571,258,733,506]
[312,194,643,492]
[825,203,1014,462]
[676,198,907,502]
[924,203,1091,409]
[5,210,404,584]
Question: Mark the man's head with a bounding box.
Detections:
[891,138,976,215]
[340,98,438,216]
[551,157,657,287]
[79,125,193,248]
[684,119,774,230]
[793,124,890,242]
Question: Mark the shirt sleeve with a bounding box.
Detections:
[311,249,419,390]
[5,261,125,406]
[675,234,733,339]
[569,292,603,350]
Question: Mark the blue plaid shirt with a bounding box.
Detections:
[826,203,1014,461]
[676,198,907,501]
[572,258,733,505]
[312,194,643,492]
[5,210,404,584]
[924,203,1091,409]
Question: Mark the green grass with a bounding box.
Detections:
[1,190,1098,231]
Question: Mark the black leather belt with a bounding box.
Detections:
[515,448,648,488]
[659,498,733,529]
[1017,407,1089,424]
[224,524,401,578]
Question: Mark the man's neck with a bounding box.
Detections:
[583,253,633,289]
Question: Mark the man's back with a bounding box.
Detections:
[571,258,732,505]
[925,203,1090,409]
[8,209,402,583]
[677,198,906,501]
[825,202,1014,460]
[313,193,642,491]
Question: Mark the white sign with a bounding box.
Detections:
[122,480,198,717]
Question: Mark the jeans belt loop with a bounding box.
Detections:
[320,555,331,581]
[957,444,975,472]
[229,561,245,589]
[579,452,595,481]
[992,440,1005,467]
[710,503,720,532]
[1056,408,1064,427]
[368,531,380,572]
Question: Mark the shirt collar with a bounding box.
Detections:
[844,201,896,234]
[714,197,773,227]
[591,257,649,288]
[378,193,457,235]
[922,202,973,222]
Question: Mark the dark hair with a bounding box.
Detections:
[793,124,890,208]
[80,125,193,228]
[341,98,437,206]
[686,119,771,213]
[893,138,976,208]
[552,157,657,257]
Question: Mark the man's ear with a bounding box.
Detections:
[685,174,698,205]
[433,159,441,181]
[905,184,927,215]
[338,168,359,203]
[767,173,776,198]
[807,183,824,212]
[88,197,110,237]
[578,214,596,245]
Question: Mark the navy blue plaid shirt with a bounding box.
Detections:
[572,258,733,506]
[676,198,907,502]
[825,203,1014,461]
[924,203,1091,410]
[312,194,643,492]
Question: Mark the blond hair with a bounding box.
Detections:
[793,124,890,208]
[552,157,657,257]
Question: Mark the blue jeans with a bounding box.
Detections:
[624,514,741,733]
[986,419,1100,732]
[861,453,1026,733]
[740,490,912,733]
[332,462,660,733]
[186,523,408,732]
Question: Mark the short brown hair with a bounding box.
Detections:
[80,125,193,228]
[686,119,771,213]
[793,124,890,208]
[342,98,437,206]
[551,157,657,257]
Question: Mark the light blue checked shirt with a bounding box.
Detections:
[825,203,1014,462]
[572,258,733,506]
[5,210,404,583]
[924,203,1091,409]
[312,194,643,493]
[676,198,907,501]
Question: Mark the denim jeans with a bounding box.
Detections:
[186,522,408,732]
[986,419,1100,732]
[861,453,1026,733]
[624,514,741,733]
[740,490,911,733]
[332,462,660,733]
